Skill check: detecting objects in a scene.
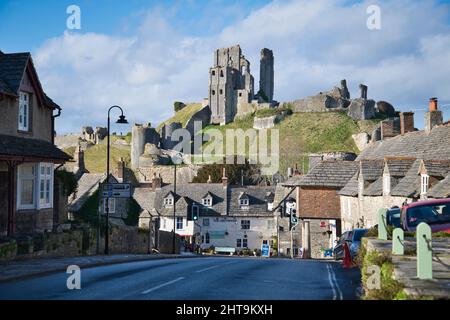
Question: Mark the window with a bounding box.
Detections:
[239,198,249,206]
[202,218,209,226]
[103,198,115,214]
[164,197,173,206]
[205,232,210,244]
[421,174,429,195]
[211,70,215,76]
[39,163,53,208]
[243,238,248,248]
[220,70,224,77]
[211,90,216,96]
[202,197,212,207]
[383,174,390,195]
[18,91,30,131]
[17,164,35,209]
[239,92,242,97]
[241,220,250,230]
[219,89,223,95]
[267,219,275,230]
[201,235,205,243]
[176,217,183,230]
[236,239,242,247]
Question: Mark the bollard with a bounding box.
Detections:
[417,222,433,280]
[377,208,388,240]
[392,228,404,255]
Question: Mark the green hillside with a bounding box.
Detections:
[156,103,203,131]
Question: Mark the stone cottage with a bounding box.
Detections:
[0,50,71,236]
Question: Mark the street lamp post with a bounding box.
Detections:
[104,106,128,255]
[173,160,177,254]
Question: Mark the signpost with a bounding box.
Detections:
[261,243,270,258]
[101,183,131,198]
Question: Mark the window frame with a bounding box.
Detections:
[202,197,212,207]
[241,219,250,230]
[421,174,429,195]
[176,217,183,230]
[164,196,174,206]
[243,238,248,248]
[17,163,36,210]
[18,91,30,131]
[236,239,242,248]
[38,163,53,209]
[205,232,210,244]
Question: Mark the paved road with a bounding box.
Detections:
[0,257,361,300]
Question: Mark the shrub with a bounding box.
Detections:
[173,101,186,112]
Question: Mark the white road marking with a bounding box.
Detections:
[326,264,337,300]
[327,264,343,300]
[195,265,219,273]
[141,277,184,294]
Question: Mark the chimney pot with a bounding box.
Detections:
[429,97,438,112]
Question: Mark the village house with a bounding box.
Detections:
[134,170,278,253]
[283,160,359,258]
[0,50,71,236]
[339,99,450,230]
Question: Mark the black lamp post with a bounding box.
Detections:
[104,105,128,255]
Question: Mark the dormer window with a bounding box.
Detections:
[421,174,429,195]
[164,194,174,206]
[239,198,249,206]
[19,91,30,131]
[202,193,213,207]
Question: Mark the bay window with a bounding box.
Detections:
[17,163,54,210]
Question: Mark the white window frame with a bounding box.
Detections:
[18,91,30,131]
[383,174,390,196]
[176,217,183,230]
[38,163,53,209]
[202,197,212,207]
[239,198,249,206]
[164,196,174,206]
[421,174,429,195]
[103,198,116,214]
[17,163,36,210]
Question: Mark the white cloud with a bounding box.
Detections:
[34,0,450,134]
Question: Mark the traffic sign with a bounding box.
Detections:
[261,243,270,258]
[101,183,131,198]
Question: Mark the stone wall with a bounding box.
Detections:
[253,114,284,129]
[136,164,199,184]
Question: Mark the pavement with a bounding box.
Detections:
[0,256,361,300]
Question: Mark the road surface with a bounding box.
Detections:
[0,257,361,300]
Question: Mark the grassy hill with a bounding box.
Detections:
[156,103,203,131]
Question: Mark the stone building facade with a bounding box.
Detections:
[0,50,71,236]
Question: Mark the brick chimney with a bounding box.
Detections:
[425,97,443,133]
[222,167,228,188]
[399,112,415,135]
[152,173,162,191]
[117,157,125,180]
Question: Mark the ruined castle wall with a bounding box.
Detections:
[259,48,274,102]
[131,125,160,169]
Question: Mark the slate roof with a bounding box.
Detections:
[0,52,29,95]
[228,186,275,217]
[385,158,416,177]
[338,173,359,196]
[273,183,297,208]
[0,134,72,161]
[358,124,450,161]
[68,173,106,212]
[132,184,276,218]
[390,160,421,197]
[428,174,450,198]
[283,161,359,188]
[422,160,450,177]
[360,160,384,181]
[0,51,59,108]
[135,183,227,217]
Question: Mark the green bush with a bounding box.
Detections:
[173,101,185,112]
[55,169,78,196]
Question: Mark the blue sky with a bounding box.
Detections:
[1,0,450,134]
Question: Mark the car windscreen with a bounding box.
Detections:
[352,229,367,241]
[407,203,450,227]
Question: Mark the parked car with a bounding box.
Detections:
[333,228,368,260]
[386,207,402,228]
[400,198,450,233]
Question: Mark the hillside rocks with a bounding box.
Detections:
[347,98,376,120]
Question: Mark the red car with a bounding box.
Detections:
[400,198,450,233]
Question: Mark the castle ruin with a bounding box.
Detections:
[208,45,275,125]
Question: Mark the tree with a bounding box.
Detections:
[173,101,186,112]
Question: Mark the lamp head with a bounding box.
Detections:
[116,115,128,124]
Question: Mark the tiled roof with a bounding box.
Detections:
[68,173,105,212]
[422,160,450,178]
[428,174,450,198]
[338,173,359,196]
[358,124,450,161]
[385,158,416,177]
[0,52,29,95]
[360,160,384,181]
[273,184,296,208]
[284,161,359,188]
[0,134,71,161]
[390,160,421,197]
[228,186,275,217]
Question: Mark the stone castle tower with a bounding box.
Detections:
[208,45,254,125]
[259,48,274,102]
[208,45,274,125]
